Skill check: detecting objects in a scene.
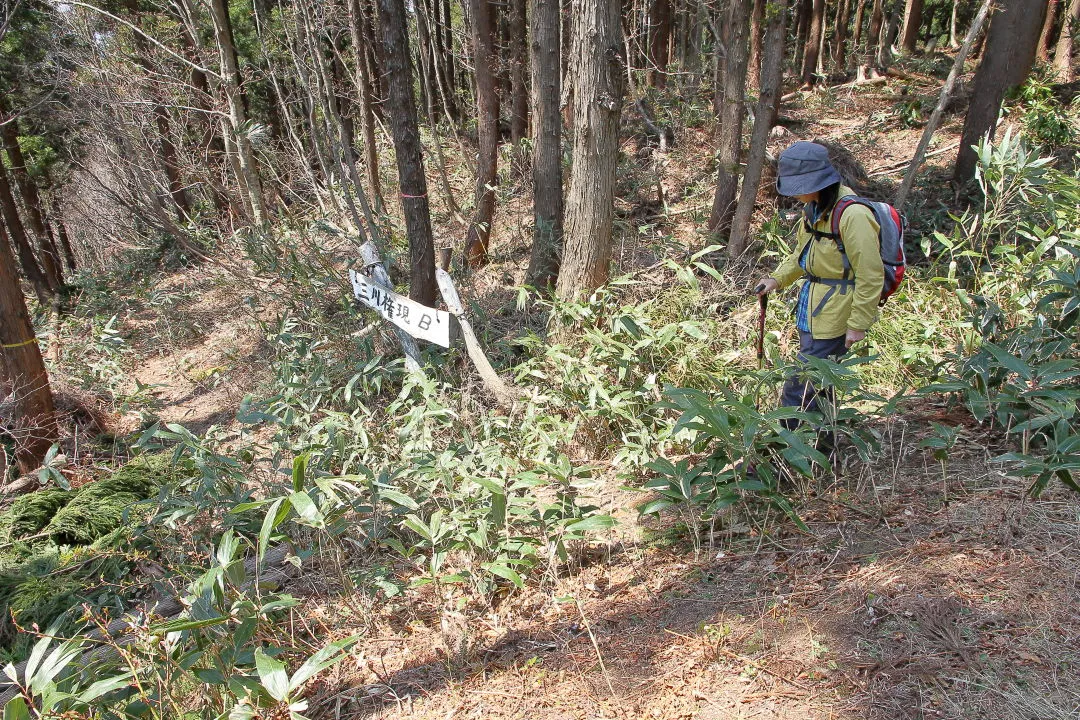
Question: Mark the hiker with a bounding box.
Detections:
[754,141,885,442]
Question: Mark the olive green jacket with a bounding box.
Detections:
[770,186,884,339]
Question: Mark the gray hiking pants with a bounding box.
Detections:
[780,331,847,430]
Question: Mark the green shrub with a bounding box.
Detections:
[0,489,73,545]
[46,458,162,546]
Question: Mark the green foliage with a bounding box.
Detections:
[1013,70,1080,150]
[0,455,188,663]
[919,135,1080,496]
[46,455,164,546]
[0,490,72,546]
[639,384,818,535]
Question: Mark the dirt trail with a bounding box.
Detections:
[115,266,269,436]
[299,454,1080,720]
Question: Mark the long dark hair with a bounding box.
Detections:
[803,181,842,225]
[817,182,841,215]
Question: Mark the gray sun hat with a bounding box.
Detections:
[775,141,843,197]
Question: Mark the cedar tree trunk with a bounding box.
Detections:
[465,0,500,267]
[554,0,625,301]
[377,0,438,304]
[525,0,563,289]
[709,0,752,237]
[954,0,1047,185]
[0,221,57,474]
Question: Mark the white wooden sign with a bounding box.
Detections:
[349,270,452,348]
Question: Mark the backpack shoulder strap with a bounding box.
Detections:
[829,196,862,239]
[827,196,863,278]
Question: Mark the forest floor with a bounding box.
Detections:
[33,60,1080,719]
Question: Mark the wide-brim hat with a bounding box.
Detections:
[775,141,843,196]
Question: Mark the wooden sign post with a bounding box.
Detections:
[351,242,522,407]
[349,273,452,348]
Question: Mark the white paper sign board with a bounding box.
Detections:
[349,270,452,348]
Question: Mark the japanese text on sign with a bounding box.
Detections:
[349,270,452,347]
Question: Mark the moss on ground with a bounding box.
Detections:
[0,489,74,544]
[0,454,182,661]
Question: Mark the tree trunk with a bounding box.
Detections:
[900,0,924,53]
[1004,0,1048,87]
[376,0,438,304]
[1038,0,1060,61]
[816,0,828,75]
[0,220,57,475]
[795,0,812,71]
[554,0,625,302]
[954,0,1047,186]
[0,116,64,295]
[832,0,851,70]
[850,0,867,67]
[429,0,459,123]
[801,0,825,84]
[896,0,991,209]
[347,0,386,213]
[648,0,672,87]
[1054,0,1080,81]
[730,0,788,254]
[208,0,267,227]
[509,0,530,150]
[465,0,500,267]
[122,0,192,222]
[861,0,884,77]
[414,0,438,124]
[526,0,563,289]
[748,0,766,90]
[948,0,960,47]
[175,0,233,216]
[709,0,751,237]
[440,0,459,116]
[0,159,50,305]
[51,200,77,273]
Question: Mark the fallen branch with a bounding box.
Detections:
[435,269,523,409]
[867,142,959,177]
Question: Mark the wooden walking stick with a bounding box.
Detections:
[754,286,769,370]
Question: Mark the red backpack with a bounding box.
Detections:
[814,196,907,306]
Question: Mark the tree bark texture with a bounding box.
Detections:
[554,0,625,302]
[795,0,812,71]
[208,0,268,227]
[862,0,884,76]
[709,0,751,237]
[648,0,672,87]
[899,0,924,52]
[730,0,788,254]
[526,0,563,289]
[748,0,766,90]
[0,221,57,475]
[954,0,1047,185]
[0,159,50,305]
[347,0,386,213]
[1038,0,1060,61]
[51,201,77,273]
[801,0,825,84]
[850,0,867,67]
[509,0,530,148]
[465,0,500,267]
[1054,0,1080,81]
[1003,0,1048,87]
[377,0,438,304]
[0,118,64,295]
[832,0,851,69]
